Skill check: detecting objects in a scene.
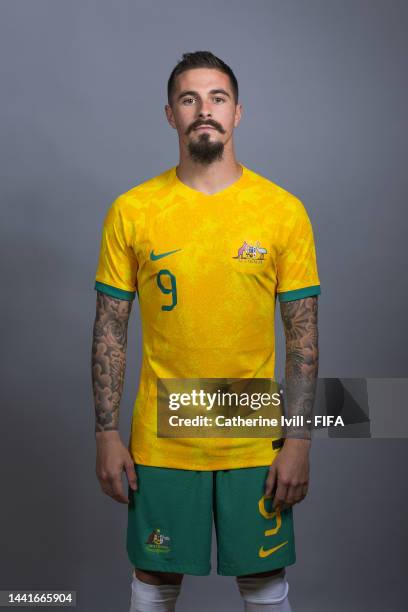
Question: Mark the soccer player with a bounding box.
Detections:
[92,51,320,611]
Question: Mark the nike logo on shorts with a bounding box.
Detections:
[258,541,288,558]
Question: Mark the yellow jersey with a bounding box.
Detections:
[94,164,321,470]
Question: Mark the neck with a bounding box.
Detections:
[176,142,242,196]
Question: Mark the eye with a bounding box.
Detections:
[214,97,226,103]
[182,97,196,105]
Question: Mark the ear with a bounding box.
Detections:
[233,103,243,128]
[165,104,177,129]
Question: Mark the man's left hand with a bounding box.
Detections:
[264,438,311,511]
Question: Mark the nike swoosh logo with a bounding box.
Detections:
[150,249,181,261]
[258,541,288,558]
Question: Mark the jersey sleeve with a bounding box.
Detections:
[94,196,138,301]
[276,198,321,302]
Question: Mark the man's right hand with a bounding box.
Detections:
[95,431,137,504]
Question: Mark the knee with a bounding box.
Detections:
[130,570,182,612]
[135,567,184,586]
[236,568,289,606]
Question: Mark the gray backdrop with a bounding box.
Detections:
[1,0,407,610]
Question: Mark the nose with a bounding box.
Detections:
[198,101,212,118]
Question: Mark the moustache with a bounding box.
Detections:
[187,120,225,135]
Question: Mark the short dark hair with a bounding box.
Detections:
[167,51,239,105]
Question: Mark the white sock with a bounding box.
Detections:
[129,572,181,612]
[237,571,293,611]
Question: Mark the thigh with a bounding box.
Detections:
[214,466,296,576]
[134,568,184,585]
[127,464,213,576]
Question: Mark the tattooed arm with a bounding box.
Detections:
[92,291,137,502]
[265,296,319,509]
[92,291,132,432]
[281,295,319,439]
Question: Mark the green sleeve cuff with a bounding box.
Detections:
[278,284,321,303]
[94,281,136,301]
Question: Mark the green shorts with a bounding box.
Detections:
[127,464,296,576]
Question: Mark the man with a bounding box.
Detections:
[92,51,320,611]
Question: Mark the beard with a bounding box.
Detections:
[188,132,224,165]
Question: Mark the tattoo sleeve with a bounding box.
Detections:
[280,296,319,439]
[91,291,133,432]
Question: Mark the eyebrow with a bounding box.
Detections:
[177,88,231,101]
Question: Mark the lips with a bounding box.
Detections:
[194,125,215,130]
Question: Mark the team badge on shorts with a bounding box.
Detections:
[145,528,171,554]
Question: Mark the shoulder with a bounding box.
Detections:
[109,167,175,218]
[242,165,306,215]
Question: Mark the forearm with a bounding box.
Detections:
[281,296,319,440]
[91,291,132,433]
